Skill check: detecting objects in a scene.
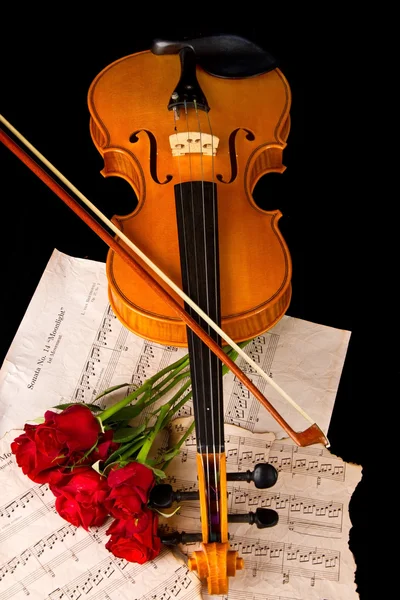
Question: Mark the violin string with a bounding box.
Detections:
[184,100,212,533]
[172,107,206,448]
[205,110,221,455]
[205,108,223,527]
[194,99,220,532]
[173,107,207,491]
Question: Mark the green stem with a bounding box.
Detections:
[98,353,189,423]
[151,360,189,394]
[160,388,193,430]
[169,389,193,416]
[136,403,170,463]
[97,341,253,469]
[147,371,190,407]
[145,379,192,429]
[138,342,252,452]
[221,340,251,376]
[91,382,131,402]
[98,384,151,423]
[159,420,196,471]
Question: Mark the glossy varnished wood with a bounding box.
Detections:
[191,453,241,594]
[88,50,292,346]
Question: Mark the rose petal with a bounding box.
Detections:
[46,406,100,452]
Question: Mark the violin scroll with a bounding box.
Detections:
[187,544,244,595]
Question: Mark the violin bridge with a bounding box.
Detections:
[169,132,219,156]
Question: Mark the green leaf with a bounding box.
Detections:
[159,447,180,462]
[93,382,132,401]
[52,402,102,412]
[106,405,146,422]
[113,424,147,443]
[221,340,252,376]
[98,383,151,423]
[147,467,167,479]
[118,438,149,461]
[104,440,139,465]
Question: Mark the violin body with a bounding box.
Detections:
[88,49,292,346]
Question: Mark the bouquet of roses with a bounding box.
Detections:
[10,344,244,565]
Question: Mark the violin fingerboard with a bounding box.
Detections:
[174,180,224,454]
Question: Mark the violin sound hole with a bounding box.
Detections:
[217,128,255,184]
[129,129,173,185]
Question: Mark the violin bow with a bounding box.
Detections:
[0,115,329,448]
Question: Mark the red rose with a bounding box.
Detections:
[50,467,109,530]
[105,462,155,520]
[105,509,161,564]
[89,430,120,463]
[43,405,100,452]
[11,405,101,483]
[11,424,67,483]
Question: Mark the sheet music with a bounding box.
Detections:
[0,249,350,439]
[0,429,202,600]
[0,249,356,599]
[165,419,361,600]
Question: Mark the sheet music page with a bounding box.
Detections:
[0,249,356,599]
[0,249,350,440]
[0,430,203,600]
[166,419,361,600]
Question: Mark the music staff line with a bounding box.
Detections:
[0,484,57,543]
[44,552,158,600]
[71,314,285,437]
[171,425,335,460]
[0,532,160,600]
[137,565,198,600]
[167,333,282,430]
[173,432,272,453]
[0,522,111,584]
[0,482,200,600]
[72,303,182,407]
[203,591,301,600]
[177,447,345,482]
[46,563,199,600]
[180,535,340,585]
[163,476,343,536]
[225,334,279,431]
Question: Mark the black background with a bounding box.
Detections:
[1,16,374,599]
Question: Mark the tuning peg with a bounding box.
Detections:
[228,508,279,529]
[160,531,203,545]
[149,484,199,509]
[226,463,278,489]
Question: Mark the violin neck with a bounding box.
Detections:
[174,180,224,454]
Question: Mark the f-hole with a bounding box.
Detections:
[130,129,173,185]
[216,128,255,184]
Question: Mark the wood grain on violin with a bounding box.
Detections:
[88,49,292,346]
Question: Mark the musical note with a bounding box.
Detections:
[0,250,357,600]
[163,421,360,598]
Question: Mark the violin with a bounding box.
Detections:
[0,34,329,595]
[87,35,291,594]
